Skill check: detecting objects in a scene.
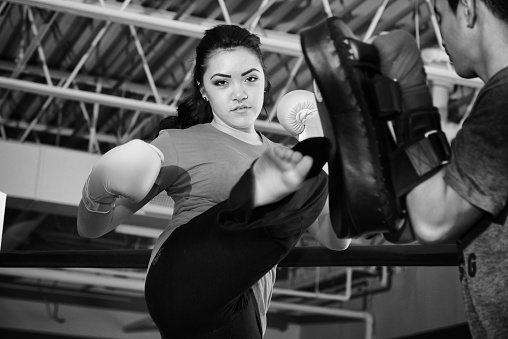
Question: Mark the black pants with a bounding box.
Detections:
[145,167,328,339]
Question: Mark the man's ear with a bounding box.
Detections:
[462,0,477,28]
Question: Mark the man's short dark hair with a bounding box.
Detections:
[446,0,508,22]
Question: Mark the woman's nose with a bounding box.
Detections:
[233,85,248,101]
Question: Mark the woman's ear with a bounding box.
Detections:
[197,81,207,99]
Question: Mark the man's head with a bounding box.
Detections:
[446,0,508,22]
[434,0,508,80]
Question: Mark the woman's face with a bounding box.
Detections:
[201,47,265,132]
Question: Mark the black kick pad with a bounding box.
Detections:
[300,17,405,239]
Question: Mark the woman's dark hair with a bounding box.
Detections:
[446,0,508,22]
[159,25,271,130]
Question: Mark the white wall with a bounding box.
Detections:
[0,139,171,228]
[291,266,466,339]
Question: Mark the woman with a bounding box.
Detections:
[77,24,349,338]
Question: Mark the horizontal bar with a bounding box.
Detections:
[7,0,302,57]
[0,245,458,268]
[0,76,175,116]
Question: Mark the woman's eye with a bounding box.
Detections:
[246,76,258,82]
[213,79,228,86]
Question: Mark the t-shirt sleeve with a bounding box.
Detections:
[151,129,180,188]
[444,82,508,217]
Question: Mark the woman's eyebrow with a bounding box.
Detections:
[210,68,260,80]
[210,73,230,79]
[242,68,260,76]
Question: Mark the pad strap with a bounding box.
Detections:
[372,74,402,120]
[391,128,450,199]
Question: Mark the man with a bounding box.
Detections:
[406,1,508,337]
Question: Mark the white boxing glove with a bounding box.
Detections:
[276,90,324,141]
[82,139,164,213]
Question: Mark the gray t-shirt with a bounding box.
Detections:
[444,67,508,338]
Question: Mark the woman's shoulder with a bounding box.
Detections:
[157,123,211,137]
[156,124,277,150]
[156,124,229,146]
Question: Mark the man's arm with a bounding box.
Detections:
[407,169,485,244]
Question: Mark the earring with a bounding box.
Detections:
[203,96,208,101]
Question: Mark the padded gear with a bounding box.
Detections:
[373,30,450,200]
[373,30,434,115]
[82,139,164,213]
[301,17,402,239]
[300,17,451,242]
[277,90,319,137]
